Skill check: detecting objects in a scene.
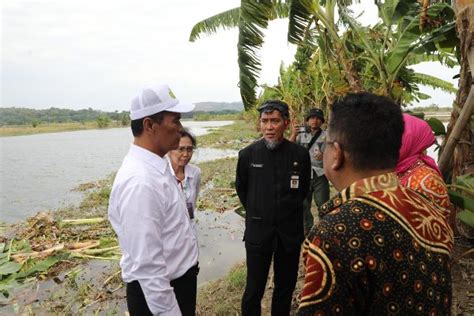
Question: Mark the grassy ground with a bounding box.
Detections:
[198,119,259,150]
[197,263,246,315]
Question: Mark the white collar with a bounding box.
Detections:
[129,144,168,175]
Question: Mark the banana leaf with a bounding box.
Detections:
[426,117,446,136]
[453,173,474,190]
[457,210,474,228]
[0,261,21,276]
[449,190,474,212]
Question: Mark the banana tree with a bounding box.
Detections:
[438,0,474,182]
[340,0,457,104]
[288,0,363,93]
[189,1,290,110]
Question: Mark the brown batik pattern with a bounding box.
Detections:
[298,173,453,316]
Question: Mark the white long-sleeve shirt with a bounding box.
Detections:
[108,144,198,315]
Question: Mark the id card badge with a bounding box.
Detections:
[187,202,195,220]
[290,175,299,189]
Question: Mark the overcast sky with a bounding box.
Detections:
[1,0,459,111]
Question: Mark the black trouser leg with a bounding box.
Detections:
[313,175,330,213]
[126,281,152,316]
[170,265,199,316]
[126,264,198,316]
[241,245,273,316]
[271,244,300,315]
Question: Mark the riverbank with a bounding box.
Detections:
[0,121,120,137]
[0,113,251,137]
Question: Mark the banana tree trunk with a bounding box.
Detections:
[439,1,474,181]
[335,44,363,93]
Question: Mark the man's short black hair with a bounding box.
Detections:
[131,112,165,137]
[329,92,404,171]
[258,100,290,120]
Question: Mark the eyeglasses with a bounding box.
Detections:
[177,146,194,153]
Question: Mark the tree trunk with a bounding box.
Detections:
[335,43,363,93]
[439,2,474,181]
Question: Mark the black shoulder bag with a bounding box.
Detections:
[307,129,322,150]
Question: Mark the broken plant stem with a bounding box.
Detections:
[102,269,121,287]
[60,218,106,226]
[7,238,13,261]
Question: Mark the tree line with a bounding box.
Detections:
[0,107,242,127]
[0,107,130,127]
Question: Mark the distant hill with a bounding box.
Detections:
[193,101,244,112]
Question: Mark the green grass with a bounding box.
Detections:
[197,262,246,314]
[197,120,260,150]
[193,112,245,121]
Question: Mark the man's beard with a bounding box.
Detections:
[264,139,282,150]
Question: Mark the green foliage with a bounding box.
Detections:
[189,1,290,109]
[120,112,130,127]
[0,240,68,298]
[0,107,130,126]
[189,7,241,42]
[449,174,474,229]
[197,120,259,150]
[96,115,111,128]
[191,0,457,111]
[192,111,244,121]
[0,262,21,276]
[426,117,446,136]
[457,210,474,228]
[197,263,246,314]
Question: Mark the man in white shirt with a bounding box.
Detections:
[108,84,199,316]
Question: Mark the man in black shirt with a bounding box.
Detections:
[236,100,311,315]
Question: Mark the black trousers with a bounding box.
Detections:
[126,264,199,316]
[241,238,300,316]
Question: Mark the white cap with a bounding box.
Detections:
[129,84,195,120]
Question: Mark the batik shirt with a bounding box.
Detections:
[298,173,454,316]
[397,159,451,215]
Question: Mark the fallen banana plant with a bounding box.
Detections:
[0,213,120,300]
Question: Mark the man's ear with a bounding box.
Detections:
[142,117,155,133]
[330,142,344,170]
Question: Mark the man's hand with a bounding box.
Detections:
[289,121,299,143]
[314,149,323,161]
